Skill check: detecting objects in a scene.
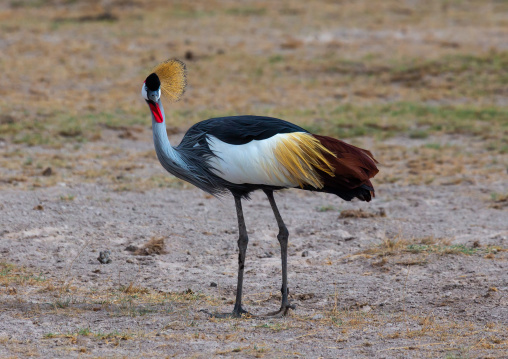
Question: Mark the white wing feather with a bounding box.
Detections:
[206,134,300,187]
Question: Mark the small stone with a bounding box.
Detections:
[42,167,52,176]
[8,287,17,295]
[33,204,44,211]
[360,305,372,313]
[312,314,324,320]
[337,229,354,239]
[301,250,309,257]
[125,245,138,252]
[97,250,112,264]
[210,282,217,287]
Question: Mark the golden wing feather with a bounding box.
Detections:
[272,133,336,188]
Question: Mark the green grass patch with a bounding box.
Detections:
[277,102,508,146]
[316,205,336,212]
[407,244,479,255]
[225,7,267,16]
[0,262,47,285]
[1,108,146,147]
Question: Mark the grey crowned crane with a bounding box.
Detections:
[142,59,379,318]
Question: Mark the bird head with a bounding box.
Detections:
[142,59,187,124]
[142,73,163,123]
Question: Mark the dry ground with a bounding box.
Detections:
[0,0,507,358]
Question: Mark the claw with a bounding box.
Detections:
[259,303,296,318]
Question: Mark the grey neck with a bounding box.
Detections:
[151,100,188,171]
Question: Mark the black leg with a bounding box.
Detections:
[200,195,251,318]
[232,194,249,317]
[263,190,296,317]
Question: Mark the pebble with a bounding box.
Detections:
[210,282,217,287]
[301,250,309,257]
[125,245,138,252]
[360,305,372,313]
[312,314,324,320]
[97,250,112,264]
[336,229,354,241]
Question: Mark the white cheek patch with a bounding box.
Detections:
[141,84,148,100]
[141,85,161,101]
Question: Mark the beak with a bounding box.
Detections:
[148,100,163,123]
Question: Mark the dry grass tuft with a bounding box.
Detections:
[133,237,166,256]
[361,235,500,259]
[339,208,386,219]
[122,282,150,295]
[490,193,508,209]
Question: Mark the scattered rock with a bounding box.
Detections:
[295,227,305,235]
[472,240,481,248]
[185,50,194,60]
[33,204,44,211]
[295,293,314,300]
[125,245,138,252]
[210,282,218,287]
[118,129,137,140]
[301,250,309,257]
[7,287,17,295]
[97,250,112,264]
[334,229,355,241]
[260,251,274,258]
[312,314,324,320]
[42,167,52,176]
[360,305,372,313]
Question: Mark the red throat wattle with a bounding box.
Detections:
[148,102,163,123]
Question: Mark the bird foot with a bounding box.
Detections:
[199,307,252,319]
[258,303,296,318]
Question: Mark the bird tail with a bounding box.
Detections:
[311,134,379,202]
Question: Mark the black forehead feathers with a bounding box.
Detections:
[145,73,161,91]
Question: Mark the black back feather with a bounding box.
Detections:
[182,115,307,145]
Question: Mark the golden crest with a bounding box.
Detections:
[152,59,187,102]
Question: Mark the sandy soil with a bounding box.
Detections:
[0,177,507,358]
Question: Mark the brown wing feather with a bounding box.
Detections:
[312,134,379,191]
